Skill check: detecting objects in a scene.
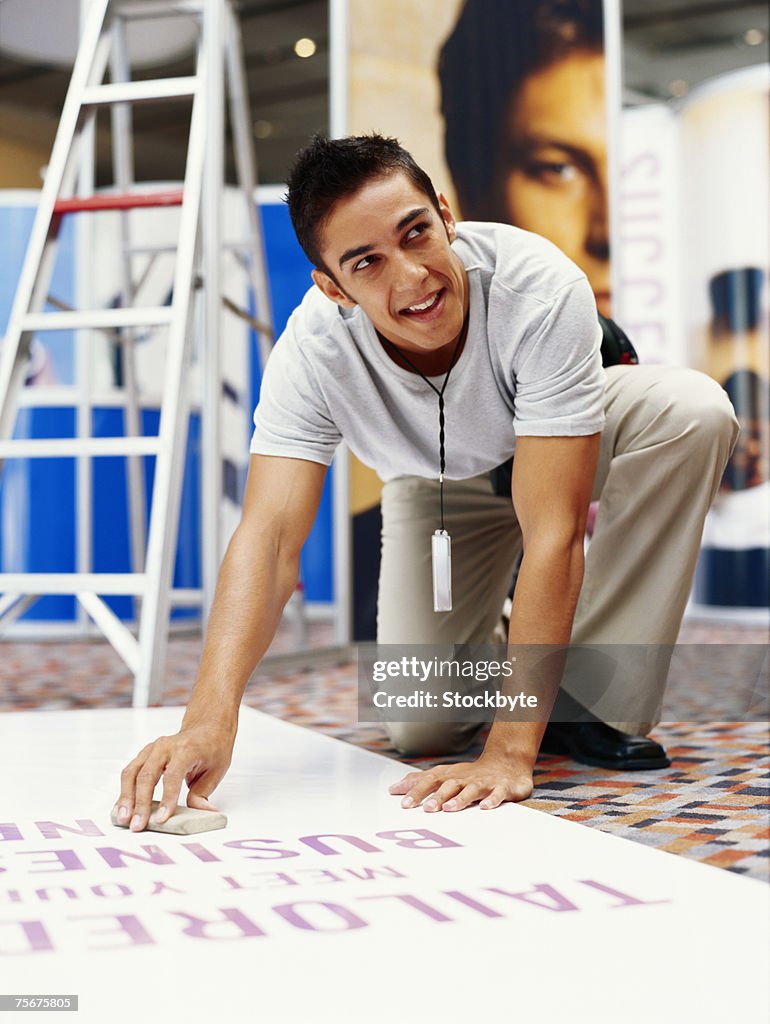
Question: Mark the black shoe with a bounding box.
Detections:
[540,721,671,771]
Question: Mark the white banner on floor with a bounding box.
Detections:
[1,707,768,1023]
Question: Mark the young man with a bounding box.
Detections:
[114,135,737,831]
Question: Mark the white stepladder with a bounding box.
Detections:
[0,0,280,705]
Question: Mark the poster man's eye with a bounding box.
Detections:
[526,161,579,184]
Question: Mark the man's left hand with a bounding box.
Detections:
[388,752,534,812]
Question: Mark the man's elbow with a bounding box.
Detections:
[227,514,301,582]
[523,531,586,591]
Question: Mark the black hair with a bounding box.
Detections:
[285,133,442,276]
[439,0,604,219]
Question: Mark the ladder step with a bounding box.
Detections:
[114,1,204,18]
[127,245,182,256]
[170,588,203,607]
[17,387,167,409]
[55,190,184,214]
[0,574,147,596]
[0,438,163,458]
[22,308,174,331]
[82,78,198,106]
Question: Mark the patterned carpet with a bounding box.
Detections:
[1,620,768,883]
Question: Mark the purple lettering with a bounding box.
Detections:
[96,846,174,869]
[299,834,380,856]
[486,884,579,912]
[180,842,221,863]
[149,882,186,896]
[222,839,299,860]
[375,829,462,851]
[620,190,659,202]
[621,278,664,306]
[344,866,407,882]
[0,919,54,954]
[222,872,298,891]
[0,824,23,842]
[443,890,504,919]
[295,869,342,884]
[90,883,133,898]
[622,236,663,264]
[579,880,670,908]
[35,886,78,902]
[70,913,154,949]
[172,907,266,939]
[273,901,367,932]
[17,850,85,874]
[621,151,660,180]
[0,890,22,904]
[35,820,105,840]
[358,893,453,922]
[621,210,660,223]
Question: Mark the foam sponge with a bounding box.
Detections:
[111,800,227,835]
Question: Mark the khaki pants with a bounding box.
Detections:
[376,365,739,755]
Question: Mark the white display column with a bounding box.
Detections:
[679,66,770,614]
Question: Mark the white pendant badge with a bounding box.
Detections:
[432,528,452,612]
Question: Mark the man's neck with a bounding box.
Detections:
[377,315,469,377]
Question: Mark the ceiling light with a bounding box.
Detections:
[253,120,273,139]
[294,37,316,59]
[744,28,765,46]
[669,79,688,98]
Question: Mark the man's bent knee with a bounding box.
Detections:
[670,368,739,449]
[384,721,485,757]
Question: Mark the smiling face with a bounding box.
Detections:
[496,50,611,316]
[311,172,469,371]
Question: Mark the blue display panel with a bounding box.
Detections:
[258,201,334,604]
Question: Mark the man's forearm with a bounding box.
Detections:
[180,526,299,733]
[483,538,585,760]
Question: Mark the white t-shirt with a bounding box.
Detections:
[250,221,606,482]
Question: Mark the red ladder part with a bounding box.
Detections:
[53,189,184,214]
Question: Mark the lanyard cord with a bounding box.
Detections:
[379,315,468,531]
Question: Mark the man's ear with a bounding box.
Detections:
[311,268,357,309]
[437,191,458,243]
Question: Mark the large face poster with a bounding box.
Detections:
[347,0,612,639]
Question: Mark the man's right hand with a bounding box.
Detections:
[112,455,327,834]
[113,722,236,832]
